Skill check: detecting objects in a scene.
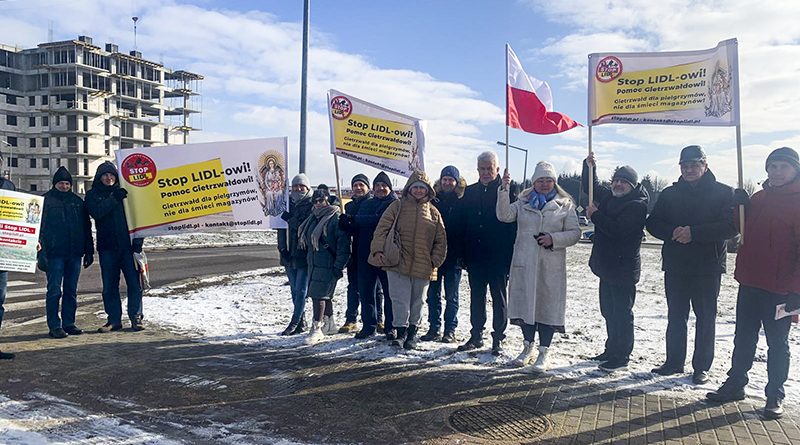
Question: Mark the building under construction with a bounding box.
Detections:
[0,35,202,193]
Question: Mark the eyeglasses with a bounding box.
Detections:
[313,198,325,204]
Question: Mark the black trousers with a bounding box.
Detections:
[664,272,721,372]
[599,280,637,361]
[726,285,792,400]
[467,267,508,341]
[357,261,392,332]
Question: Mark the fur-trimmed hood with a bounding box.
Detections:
[401,170,436,203]
[433,176,467,199]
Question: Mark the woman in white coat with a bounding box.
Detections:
[496,161,581,372]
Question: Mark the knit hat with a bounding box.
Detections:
[612,165,638,187]
[351,173,370,188]
[373,171,392,190]
[679,145,706,163]
[291,173,310,188]
[312,184,331,202]
[766,147,800,173]
[440,165,460,182]
[531,161,557,182]
[52,166,73,185]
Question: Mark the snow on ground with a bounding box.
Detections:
[142,242,800,405]
[143,230,276,250]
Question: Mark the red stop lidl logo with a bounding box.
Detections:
[121,153,157,187]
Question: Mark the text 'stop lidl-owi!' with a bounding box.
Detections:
[0,190,44,273]
[328,89,425,177]
[589,39,739,127]
[116,138,289,238]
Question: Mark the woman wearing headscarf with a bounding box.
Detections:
[496,161,581,372]
[298,185,351,344]
[370,170,447,350]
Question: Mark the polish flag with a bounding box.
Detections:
[507,45,580,135]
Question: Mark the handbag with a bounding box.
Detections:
[378,201,403,267]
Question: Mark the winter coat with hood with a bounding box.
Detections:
[496,183,581,329]
[461,175,517,274]
[370,171,447,281]
[277,193,313,269]
[646,169,736,275]
[352,190,398,264]
[303,206,351,299]
[432,177,466,269]
[582,162,649,284]
[40,168,94,259]
[734,178,800,296]
[85,161,142,252]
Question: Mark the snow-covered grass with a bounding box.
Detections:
[142,243,799,404]
[143,230,277,250]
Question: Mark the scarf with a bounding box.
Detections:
[297,205,340,251]
[527,188,557,210]
[290,189,311,203]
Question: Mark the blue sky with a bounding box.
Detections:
[3,0,799,189]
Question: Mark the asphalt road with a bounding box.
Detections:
[3,244,281,326]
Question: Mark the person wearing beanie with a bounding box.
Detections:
[337,173,378,333]
[351,171,398,340]
[39,167,95,339]
[277,174,314,336]
[707,147,800,419]
[582,153,649,371]
[646,145,737,385]
[370,170,446,350]
[421,165,466,343]
[497,161,580,372]
[298,183,351,345]
[86,161,145,332]
[458,151,517,356]
[0,153,15,359]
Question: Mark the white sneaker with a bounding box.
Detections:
[323,315,338,335]
[531,346,549,373]
[304,321,325,345]
[513,341,536,367]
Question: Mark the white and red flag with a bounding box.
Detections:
[506,45,579,135]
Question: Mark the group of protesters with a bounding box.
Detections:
[277,145,800,420]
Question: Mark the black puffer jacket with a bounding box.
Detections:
[338,192,371,267]
[646,169,736,275]
[277,195,313,268]
[432,177,467,269]
[85,161,142,252]
[582,162,649,284]
[40,188,94,259]
[304,210,351,299]
[461,176,517,273]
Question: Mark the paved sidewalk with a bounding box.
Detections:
[0,292,798,444]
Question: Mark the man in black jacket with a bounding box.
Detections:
[277,173,313,335]
[337,173,372,333]
[421,165,465,343]
[582,154,649,371]
[646,145,737,384]
[86,161,145,332]
[0,152,16,359]
[40,167,95,338]
[458,151,517,355]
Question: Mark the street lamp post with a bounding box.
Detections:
[496,141,529,183]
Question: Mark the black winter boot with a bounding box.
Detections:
[420,329,442,342]
[392,327,407,347]
[291,316,307,335]
[403,325,419,350]
[280,320,298,336]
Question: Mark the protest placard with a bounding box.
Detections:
[0,190,44,273]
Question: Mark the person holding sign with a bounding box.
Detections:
[278,174,314,336]
[707,147,800,420]
[646,146,737,384]
[370,170,447,350]
[39,167,95,338]
[299,186,350,345]
[497,162,581,372]
[0,152,16,360]
[86,161,145,332]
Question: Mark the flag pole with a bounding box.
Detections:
[333,152,345,213]
[586,54,594,206]
[735,124,745,243]
[504,43,510,170]
[587,125,594,205]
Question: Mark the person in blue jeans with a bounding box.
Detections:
[39,167,95,338]
[85,161,144,332]
[421,166,465,343]
[278,174,314,335]
[0,152,16,359]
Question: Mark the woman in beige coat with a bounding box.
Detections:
[370,170,447,350]
[497,161,580,372]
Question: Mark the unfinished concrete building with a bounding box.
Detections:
[0,35,202,193]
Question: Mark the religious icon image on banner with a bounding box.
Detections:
[255,150,287,217]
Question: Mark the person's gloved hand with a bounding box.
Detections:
[733,188,750,206]
[113,188,128,200]
[83,254,94,269]
[132,238,144,254]
[281,211,291,222]
[334,268,344,279]
[338,213,352,230]
[786,293,800,312]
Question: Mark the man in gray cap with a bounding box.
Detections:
[582,153,649,371]
[646,145,737,384]
[278,173,313,335]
